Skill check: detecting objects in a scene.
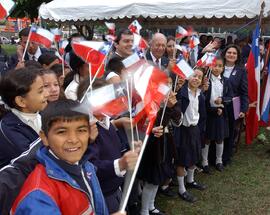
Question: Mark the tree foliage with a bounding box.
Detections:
[11,0,52,20]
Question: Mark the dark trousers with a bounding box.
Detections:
[222,103,243,164]
[105,188,122,214]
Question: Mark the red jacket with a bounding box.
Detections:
[11,147,108,215]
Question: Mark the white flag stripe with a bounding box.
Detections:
[36,28,55,42]
[87,84,116,107]
[134,65,153,99]
[157,83,170,96]
[0,0,14,14]
[122,52,140,68]
[178,59,194,78]
[76,41,104,51]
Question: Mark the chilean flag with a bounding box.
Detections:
[261,63,270,123]
[105,22,116,41]
[59,39,68,55]
[87,82,128,117]
[133,33,148,50]
[128,20,142,35]
[245,23,261,145]
[175,26,192,39]
[132,62,170,134]
[105,22,115,34]
[72,40,112,78]
[172,57,194,79]
[196,52,216,67]
[0,0,15,19]
[189,35,200,49]
[29,25,55,48]
[122,50,145,68]
[50,28,62,42]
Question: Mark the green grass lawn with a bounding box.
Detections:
[156,129,270,215]
[2,44,17,56]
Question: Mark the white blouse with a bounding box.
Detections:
[11,108,41,134]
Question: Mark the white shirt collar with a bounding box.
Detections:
[150,52,160,66]
[211,74,222,81]
[11,108,41,133]
[28,46,42,61]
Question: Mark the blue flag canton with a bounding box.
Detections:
[176,55,184,64]
[132,47,145,59]
[99,42,111,55]
[252,23,260,67]
[30,24,38,33]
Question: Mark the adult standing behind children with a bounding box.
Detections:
[146,33,169,70]
[222,44,248,166]
[105,28,134,83]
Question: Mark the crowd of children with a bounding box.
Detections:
[0,26,255,215]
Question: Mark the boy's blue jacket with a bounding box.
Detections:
[11,146,109,215]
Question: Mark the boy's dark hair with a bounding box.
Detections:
[38,53,59,66]
[114,28,133,44]
[41,99,89,135]
[24,60,43,68]
[19,27,30,38]
[106,55,124,75]
[0,68,42,109]
[50,64,63,77]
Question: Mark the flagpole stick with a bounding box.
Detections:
[62,55,65,77]
[119,133,150,213]
[79,50,93,103]
[173,75,179,93]
[159,93,170,127]
[126,79,135,151]
[135,124,140,141]
[173,38,177,59]
[22,27,32,62]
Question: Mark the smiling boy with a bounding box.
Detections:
[11,99,109,215]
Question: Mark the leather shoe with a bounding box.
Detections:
[178,191,197,203]
[149,208,166,215]
[216,163,224,172]
[186,181,207,190]
[202,165,211,174]
[159,186,177,197]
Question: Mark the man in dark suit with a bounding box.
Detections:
[146,33,169,70]
[105,29,134,83]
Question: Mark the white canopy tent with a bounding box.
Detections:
[39,0,269,23]
[38,0,270,34]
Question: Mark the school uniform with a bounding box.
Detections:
[64,74,80,101]
[0,111,40,168]
[138,103,181,185]
[88,120,127,213]
[205,75,232,141]
[222,65,248,164]
[174,84,206,167]
[138,101,181,215]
